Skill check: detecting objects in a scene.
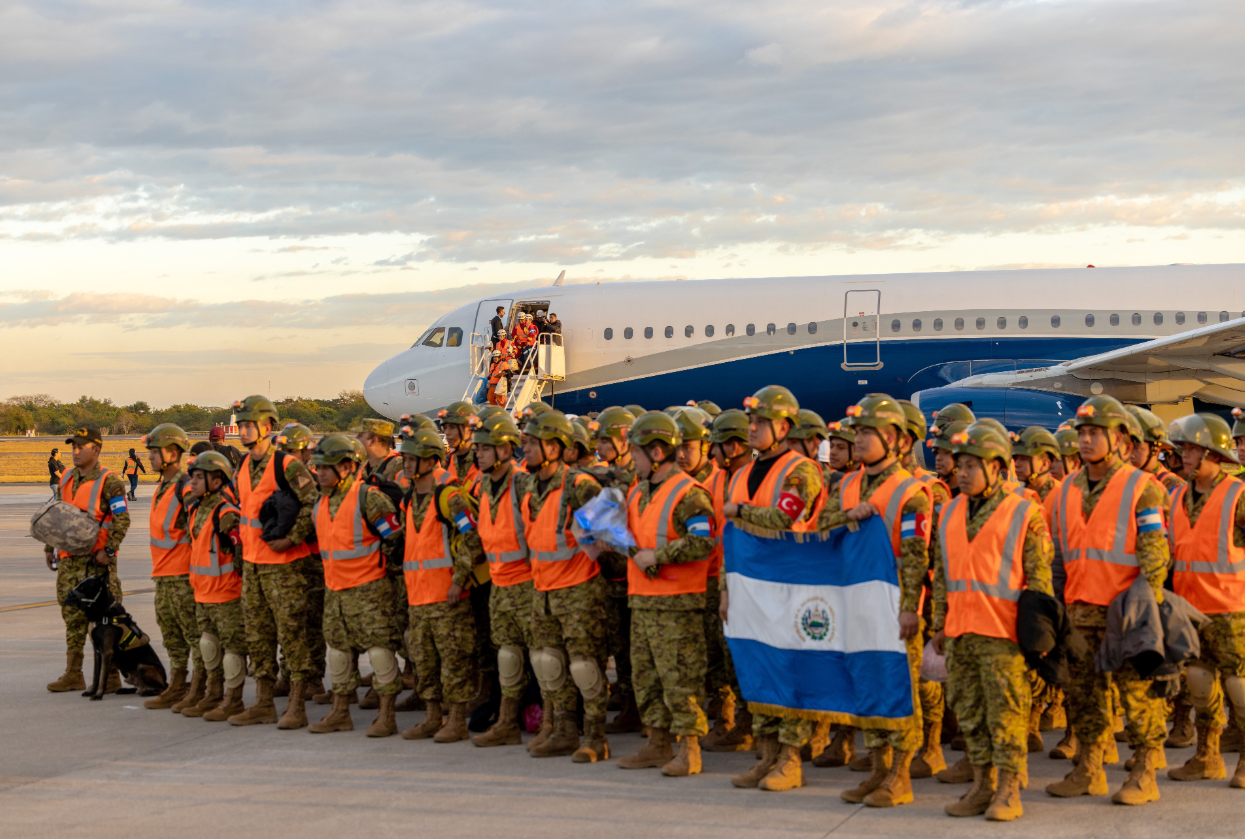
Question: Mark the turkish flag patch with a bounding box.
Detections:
[227,529,240,546]
[776,492,806,521]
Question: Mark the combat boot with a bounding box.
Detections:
[1050,724,1077,760]
[731,734,779,788]
[182,676,222,718]
[526,699,554,753]
[606,691,642,734]
[800,721,832,762]
[1232,752,1245,788]
[402,701,444,740]
[467,670,492,713]
[1169,723,1226,781]
[619,728,674,769]
[309,693,354,733]
[1166,701,1195,748]
[144,667,188,710]
[359,685,380,710]
[1113,746,1161,805]
[848,748,874,772]
[1126,747,1166,771]
[842,746,892,803]
[229,677,278,726]
[704,705,753,752]
[473,696,523,747]
[759,744,804,792]
[204,685,245,722]
[1046,739,1108,797]
[662,735,701,777]
[813,725,857,768]
[572,717,609,763]
[945,763,996,817]
[366,692,398,738]
[936,754,974,784]
[273,672,290,698]
[277,680,308,730]
[1221,722,1242,753]
[303,676,324,700]
[911,720,947,778]
[434,703,470,743]
[985,768,1023,821]
[395,689,426,712]
[1027,704,1044,752]
[863,749,914,807]
[171,671,205,713]
[1104,734,1120,765]
[1040,693,1066,731]
[530,709,579,757]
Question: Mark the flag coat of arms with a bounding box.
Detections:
[723,516,915,729]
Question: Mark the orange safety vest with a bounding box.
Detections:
[839,467,932,556]
[189,498,242,604]
[1056,466,1150,607]
[403,493,467,606]
[626,473,709,597]
[150,476,192,576]
[1040,479,1062,531]
[58,468,117,558]
[1006,480,1041,505]
[940,493,1035,643]
[703,464,727,578]
[477,468,532,588]
[521,468,599,592]
[726,449,823,532]
[315,480,386,592]
[916,469,951,510]
[237,451,313,565]
[124,457,141,477]
[1171,477,1245,615]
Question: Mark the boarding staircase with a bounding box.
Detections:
[463,332,565,416]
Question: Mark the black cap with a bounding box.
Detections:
[65,426,103,447]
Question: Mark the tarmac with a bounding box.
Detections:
[2,483,1243,838]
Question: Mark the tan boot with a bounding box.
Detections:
[277,680,308,730]
[401,701,444,740]
[204,685,245,722]
[619,727,674,769]
[813,725,857,768]
[182,676,223,718]
[863,749,914,807]
[273,672,290,698]
[472,696,523,747]
[662,735,701,777]
[1169,724,1226,781]
[1166,701,1196,748]
[945,763,996,817]
[911,720,947,778]
[303,676,325,700]
[467,670,492,713]
[1027,705,1044,752]
[228,677,278,725]
[760,743,805,791]
[572,717,609,763]
[1040,694,1066,731]
[842,746,892,803]
[985,768,1023,821]
[526,699,554,753]
[144,667,187,710]
[1046,739,1109,797]
[1050,725,1078,760]
[366,692,398,738]
[848,748,874,772]
[530,709,579,757]
[704,705,753,752]
[47,651,87,693]
[1222,718,1243,753]
[606,691,642,734]
[1126,747,1166,771]
[171,671,205,713]
[936,754,974,784]
[1104,734,1120,765]
[731,734,779,788]
[1113,746,1161,805]
[800,721,832,762]
[395,691,426,712]
[1231,752,1245,789]
[358,685,380,710]
[700,696,734,750]
[434,702,470,743]
[309,693,354,733]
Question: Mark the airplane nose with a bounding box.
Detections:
[363,359,394,415]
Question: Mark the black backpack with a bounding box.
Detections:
[362,473,407,566]
[256,451,301,542]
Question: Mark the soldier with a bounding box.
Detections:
[824,420,858,494]
[565,419,600,468]
[722,386,824,792]
[1165,414,1245,787]
[931,422,1054,821]
[307,434,404,736]
[357,417,403,483]
[181,451,248,721]
[140,423,200,710]
[439,402,482,486]
[900,401,951,508]
[617,412,716,776]
[696,400,722,418]
[398,430,482,743]
[822,394,931,808]
[1053,427,1081,482]
[519,410,611,762]
[789,409,832,483]
[928,421,969,502]
[1128,406,1184,494]
[931,403,976,436]
[1046,395,1171,805]
[229,395,320,729]
[123,447,146,501]
[45,426,129,694]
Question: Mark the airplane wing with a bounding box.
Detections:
[943,317,1245,408]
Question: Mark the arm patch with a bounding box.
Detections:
[901,513,929,540]
[108,496,128,515]
[686,516,712,537]
[1137,507,1165,534]
[776,492,806,521]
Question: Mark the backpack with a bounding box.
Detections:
[257,450,302,542]
[362,473,407,566]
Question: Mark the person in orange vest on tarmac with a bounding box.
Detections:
[124,447,146,500]
[1165,413,1245,788]
[1046,395,1171,806]
[931,422,1054,821]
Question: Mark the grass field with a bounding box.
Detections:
[0,436,233,483]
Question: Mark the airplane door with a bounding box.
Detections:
[474,299,514,344]
[842,289,882,370]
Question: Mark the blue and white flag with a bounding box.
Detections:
[723,516,915,729]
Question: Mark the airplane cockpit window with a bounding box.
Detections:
[645,327,654,339]
[422,327,446,347]
[1175,312,1186,325]
[706,325,715,337]
[446,327,464,347]
[1051,315,1061,328]
[1154,312,1164,326]
[412,327,434,348]
[746,324,755,336]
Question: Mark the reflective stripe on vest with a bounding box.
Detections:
[191,504,239,578]
[726,449,803,509]
[318,492,375,561]
[1057,467,1145,567]
[940,495,1033,602]
[479,470,528,563]
[150,481,190,550]
[527,470,577,563]
[1173,480,1245,575]
[840,470,921,553]
[402,500,453,572]
[60,468,115,556]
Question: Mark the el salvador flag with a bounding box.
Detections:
[723,516,915,727]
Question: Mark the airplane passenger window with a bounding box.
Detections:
[1051,315,1061,328]
[786,323,796,335]
[624,327,634,339]
[446,327,464,347]
[912,319,922,332]
[1018,316,1028,329]
[422,327,446,347]
[705,325,715,337]
[664,326,674,339]
[1132,313,1141,326]
[975,317,985,330]
[955,318,964,331]
[766,323,776,336]
[1109,314,1119,327]
[1085,314,1095,327]
[1154,312,1163,325]
[604,328,613,340]
[644,327,654,339]
[1221,311,1231,322]
[686,325,695,338]
[1175,312,1185,325]
[746,324,755,336]
[725,324,735,336]
[933,318,943,332]
[891,320,901,332]
[997,317,1006,329]
[807,322,817,334]
[1198,312,1207,324]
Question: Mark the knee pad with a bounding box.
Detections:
[1186,665,1216,708]
[497,645,524,688]
[1224,675,1245,716]
[222,652,246,689]
[368,647,399,686]
[199,633,222,671]
[328,648,353,686]
[569,656,605,700]
[530,647,567,692]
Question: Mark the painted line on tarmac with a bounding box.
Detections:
[0,587,156,613]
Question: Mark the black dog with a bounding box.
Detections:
[63,573,168,701]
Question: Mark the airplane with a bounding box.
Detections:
[363,263,1245,432]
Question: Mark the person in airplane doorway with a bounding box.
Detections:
[931,422,1054,821]
[821,393,931,808]
[1165,414,1245,788]
[1053,427,1081,483]
[124,447,146,500]
[1046,395,1171,806]
[721,385,824,793]
[489,305,505,347]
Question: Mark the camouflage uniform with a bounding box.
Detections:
[191,489,247,672]
[1026,473,1061,715]
[589,460,638,710]
[692,461,731,705]
[152,469,201,672]
[365,452,410,654]
[449,448,477,485]
[931,484,1054,772]
[481,466,536,701]
[55,465,129,654]
[907,461,952,737]
[299,554,327,682]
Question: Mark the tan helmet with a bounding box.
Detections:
[398,414,438,438]
[1169,413,1240,464]
[397,429,448,460]
[1127,405,1170,446]
[1012,427,1060,459]
[591,406,635,441]
[949,422,1013,465]
[742,385,799,422]
[672,406,711,441]
[696,399,723,418]
[188,450,233,477]
[844,393,906,437]
[897,400,927,442]
[313,433,365,466]
[437,401,479,427]
[1071,395,1131,432]
[1054,427,1080,458]
[928,420,969,453]
[473,415,522,447]
[232,395,278,427]
[523,410,575,450]
[827,419,856,445]
[789,409,830,441]
[1234,407,1245,441]
[629,411,683,451]
[276,422,315,452]
[930,402,975,436]
[709,409,750,444]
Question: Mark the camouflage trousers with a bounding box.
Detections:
[153,575,202,672]
[605,579,633,701]
[863,627,925,752]
[195,598,247,676]
[1066,605,1165,749]
[279,556,326,682]
[323,576,400,697]
[946,634,1031,773]
[918,612,944,728]
[531,573,609,718]
[490,580,536,701]
[753,713,813,748]
[631,607,709,737]
[470,581,495,676]
[408,599,477,705]
[242,560,311,682]
[1190,611,1245,730]
[386,563,409,654]
[57,554,123,654]
[703,575,736,704]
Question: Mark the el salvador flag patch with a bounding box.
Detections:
[1137,507,1165,534]
[453,510,476,533]
[108,496,127,515]
[686,516,712,537]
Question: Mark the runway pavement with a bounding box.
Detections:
[1,483,1242,838]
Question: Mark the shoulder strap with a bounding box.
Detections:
[273,450,291,494]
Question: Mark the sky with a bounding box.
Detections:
[2,0,1243,407]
